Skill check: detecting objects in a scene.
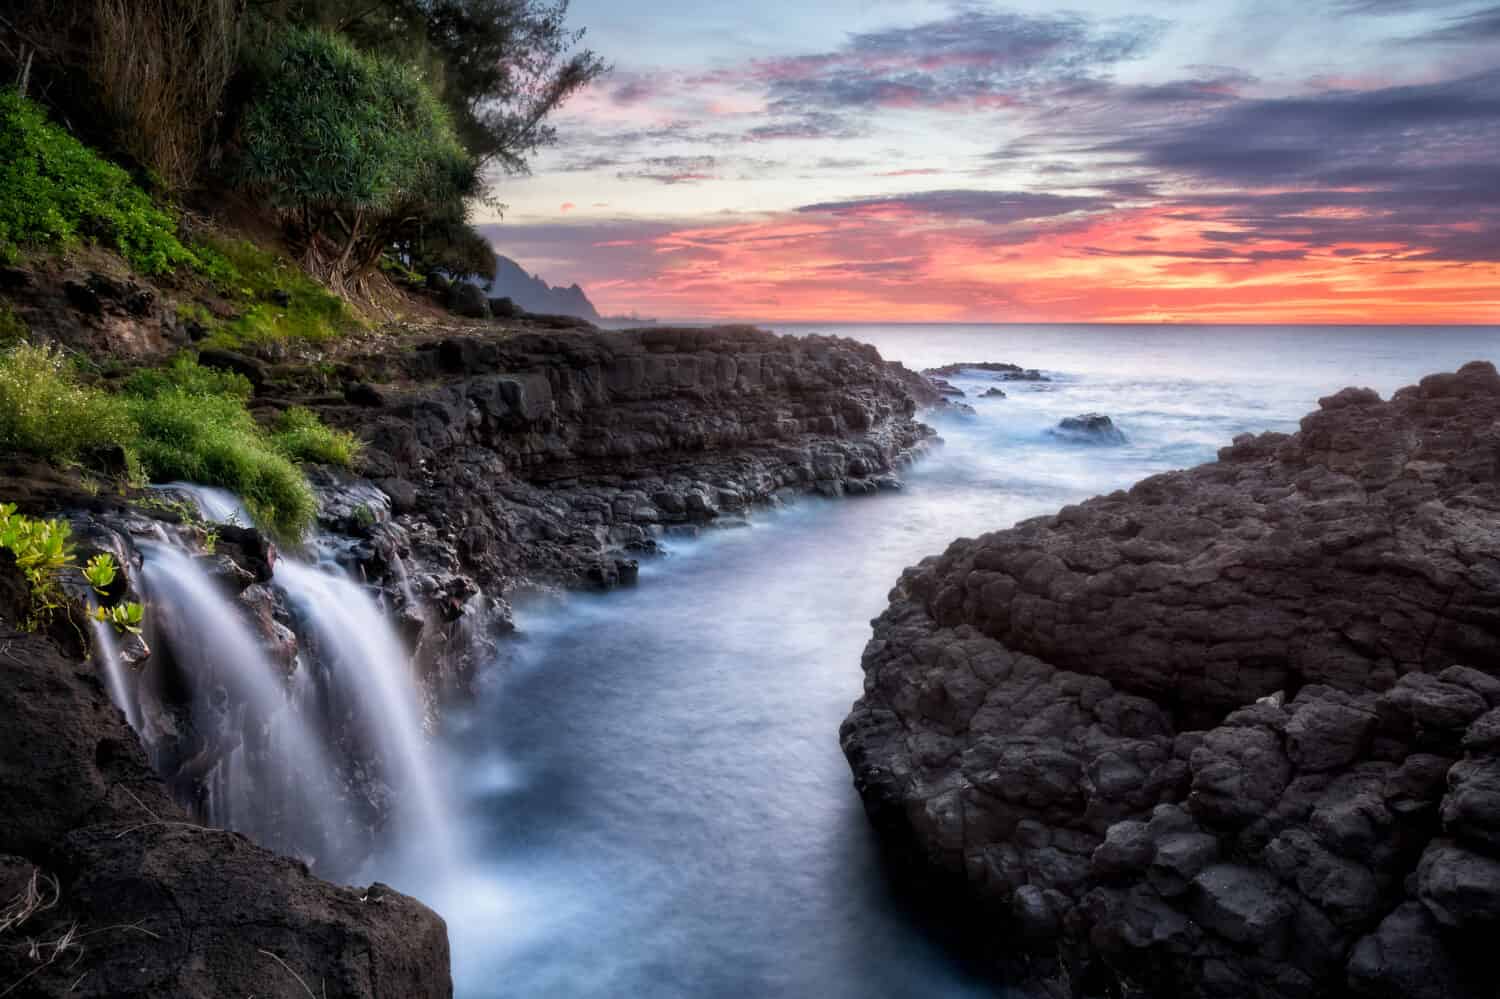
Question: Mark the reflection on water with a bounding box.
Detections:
[377,324,1498,998]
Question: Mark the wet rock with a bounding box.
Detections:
[1348,902,1485,999]
[980,387,1007,398]
[1049,413,1126,444]
[842,362,1500,998]
[1190,864,1292,949]
[1417,840,1500,926]
[923,362,1048,382]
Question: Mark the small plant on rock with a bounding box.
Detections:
[82,552,118,595]
[91,601,145,636]
[0,503,75,629]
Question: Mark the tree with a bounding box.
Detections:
[235,27,479,295]
[253,0,607,173]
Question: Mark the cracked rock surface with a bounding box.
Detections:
[842,361,1500,998]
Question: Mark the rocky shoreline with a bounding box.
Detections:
[841,361,1500,998]
[1,319,937,997]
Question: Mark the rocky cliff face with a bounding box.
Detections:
[841,361,1500,998]
[0,569,451,999]
[294,325,933,682]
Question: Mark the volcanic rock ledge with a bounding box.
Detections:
[841,361,1500,998]
[304,325,934,660]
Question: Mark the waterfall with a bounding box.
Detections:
[157,482,252,526]
[141,544,358,868]
[88,609,139,731]
[274,559,452,864]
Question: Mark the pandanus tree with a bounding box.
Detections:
[234,27,480,297]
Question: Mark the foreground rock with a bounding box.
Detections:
[842,362,1500,998]
[1050,413,1126,445]
[0,574,451,998]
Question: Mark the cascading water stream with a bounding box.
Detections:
[274,559,453,867]
[141,544,358,867]
[88,608,139,731]
[156,482,252,526]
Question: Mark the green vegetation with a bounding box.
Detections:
[0,505,145,634]
[301,0,606,174]
[270,406,363,467]
[121,362,317,540]
[91,600,144,635]
[236,27,475,294]
[200,238,356,347]
[0,343,136,464]
[82,552,118,594]
[0,89,202,274]
[0,303,27,347]
[0,346,360,540]
[0,503,76,629]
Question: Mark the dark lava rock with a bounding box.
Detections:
[928,377,966,398]
[1050,412,1126,444]
[0,614,451,998]
[446,282,490,319]
[980,387,1007,399]
[841,362,1500,998]
[338,325,934,593]
[924,362,1049,382]
[488,296,523,319]
[197,348,269,388]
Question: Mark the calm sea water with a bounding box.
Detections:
[383,324,1499,998]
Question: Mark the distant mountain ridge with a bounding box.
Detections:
[486,253,601,322]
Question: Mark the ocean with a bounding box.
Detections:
[382,324,1500,998]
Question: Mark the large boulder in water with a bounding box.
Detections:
[1051,412,1126,444]
[841,362,1500,998]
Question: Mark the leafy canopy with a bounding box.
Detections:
[238,28,474,218]
[254,0,606,172]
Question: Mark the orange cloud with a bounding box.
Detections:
[566,205,1500,324]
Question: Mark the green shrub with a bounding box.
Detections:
[0,343,135,462]
[235,28,476,292]
[270,406,362,468]
[123,370,315,540]
[0,89,201,274]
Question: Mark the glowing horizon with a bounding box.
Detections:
[478,1,1500,325]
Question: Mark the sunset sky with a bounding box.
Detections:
[476,0,1500,323]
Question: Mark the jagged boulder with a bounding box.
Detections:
[842,362,1500,998]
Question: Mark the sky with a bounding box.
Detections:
[475,0,1500,323]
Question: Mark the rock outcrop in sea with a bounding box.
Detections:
[923,362,1050,383]
[1050,413,1126,445]
[841,361,1500,998]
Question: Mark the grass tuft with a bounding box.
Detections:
[0,343,135,462]
[196,238,357,348]
[270,406,361,468]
